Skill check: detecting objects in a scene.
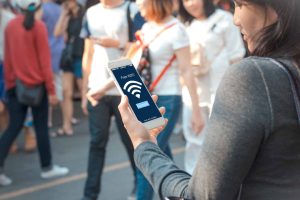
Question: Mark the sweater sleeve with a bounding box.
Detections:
[134,58,272,199]
[35,22,55,95]
[3,25,14,90]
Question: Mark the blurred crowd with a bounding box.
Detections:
[0,0,245,200]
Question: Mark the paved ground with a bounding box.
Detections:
[0,101,186,200]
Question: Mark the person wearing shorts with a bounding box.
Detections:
[54,0,84,135]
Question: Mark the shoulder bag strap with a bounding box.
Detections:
[268,58,300,124]
[126,2,134,42]
[144,22,177,48]
[146,23,177,92]
[149,54,176,92]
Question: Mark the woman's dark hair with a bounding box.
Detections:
[85,0,99,9]
[178,0,216,24]
[240,0,300,64]
[22,3,40,30]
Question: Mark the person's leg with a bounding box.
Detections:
[0,101,8,132]
[0,63,8,132]
[48,105,53,128]
[23,109,37,152]
[182,75,211,174]
[0,89,27,168]
[73,57,83,99]
[136,95,182,200]
[83,97,111,200]
[136,168,154,200]
[31,91,52,169]
[75,78,83,99]
[24,126,36,152]
[182,99,196,174]
[48,72,64,129]
[156,96,182,154]
[111,96,137,191]
[62,72,74,134]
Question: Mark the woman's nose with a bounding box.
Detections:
[233,9,241,27]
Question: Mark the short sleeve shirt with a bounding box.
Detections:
[80,2,139,94]
[141,17,189,95]
[42,2,65,73]
[0,9,15,62]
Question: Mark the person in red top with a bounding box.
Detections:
[0,0,69,186]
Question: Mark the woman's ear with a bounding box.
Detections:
[266,6,278,25]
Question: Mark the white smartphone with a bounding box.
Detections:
[107,58,165,130]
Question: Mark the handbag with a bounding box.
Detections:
[60,36,75,69]
[15,79,44,106]
[191,16,225,77]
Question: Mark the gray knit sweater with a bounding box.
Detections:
[134,56,300,200]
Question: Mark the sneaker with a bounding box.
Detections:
[127,185,136,200]
[41,165,69,179]
[0,174,12,186]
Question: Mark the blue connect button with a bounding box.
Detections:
[136,101,150,109]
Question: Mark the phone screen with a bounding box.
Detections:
[110,64,162,123]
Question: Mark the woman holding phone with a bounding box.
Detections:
[118,0,300,199]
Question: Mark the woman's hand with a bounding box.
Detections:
[118,95,168,149]
[0,100,5,113]
[61,2,71,16]
[81,96,88,116]
[191,107,205,135]
[48,95,58,106]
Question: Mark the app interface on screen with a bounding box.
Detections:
[111,64,162,123]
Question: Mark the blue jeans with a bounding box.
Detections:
[136,95,182,200]
[83,96,136,200]
[0,88,52,169]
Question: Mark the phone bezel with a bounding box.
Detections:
[107,58,165,130]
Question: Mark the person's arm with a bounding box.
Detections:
[119,58,272,199]
[35,7,43,20]
[86,78,115,106]
[91,36,122,48]
[176,46,204,134]
[53,4,70,38]
[36,22,55,96]
[3,26,14,89]
[81,38,93,114]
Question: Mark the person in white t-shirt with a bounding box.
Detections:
[80,1,142,199]
[178,0,245,174]
[0,0,14,127]
[133,0,204,199]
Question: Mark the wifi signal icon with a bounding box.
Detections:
[123,80,142,99]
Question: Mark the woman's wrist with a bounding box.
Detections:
[133,139,155,150]
[192,103,201,112]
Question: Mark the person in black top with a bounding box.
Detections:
[54,0,84,136]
